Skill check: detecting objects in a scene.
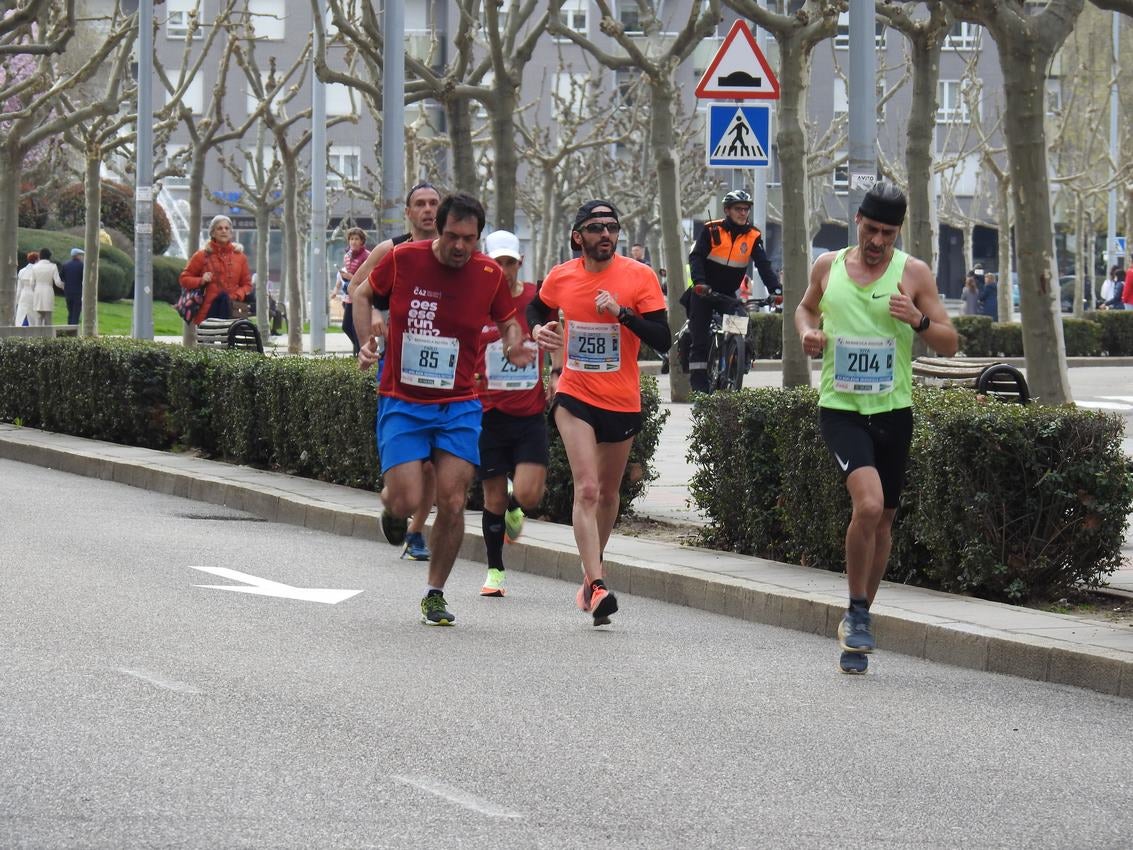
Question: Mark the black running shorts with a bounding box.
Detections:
[552,393,643,444]
[818,406,914,509]
[477,408,549,479]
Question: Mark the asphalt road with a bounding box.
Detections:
[3,460,1133,849]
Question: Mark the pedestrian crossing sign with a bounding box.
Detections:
[706,103,771,168]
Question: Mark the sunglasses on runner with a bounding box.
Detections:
[579,222,621,235]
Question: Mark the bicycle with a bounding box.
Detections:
[673,285,751,392]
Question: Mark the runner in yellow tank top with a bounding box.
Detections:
[795,183,958,674]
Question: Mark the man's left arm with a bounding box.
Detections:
[498,317,536,367]
[752,238,781,295]
[889,259,959,356]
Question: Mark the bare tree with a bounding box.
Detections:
[0,0,135,324]
[549,0,722,402]
[0,0,75,56]
[940,0,1133,403]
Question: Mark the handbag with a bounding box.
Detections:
[175,285,206,322]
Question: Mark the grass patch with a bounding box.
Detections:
[52,296,184,335]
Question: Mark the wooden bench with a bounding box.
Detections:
[912,356,1030,404]
[196,318,264,353]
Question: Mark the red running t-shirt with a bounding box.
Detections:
[537,254,666,413]
[476,282,544,417]
[369,241,516,403]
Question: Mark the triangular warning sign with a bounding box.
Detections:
[695,20,780,101]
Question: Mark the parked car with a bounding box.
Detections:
[1058,276,1095,313]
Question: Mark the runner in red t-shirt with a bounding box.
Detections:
[527,200,670,626]
[353,193,535,627]
[473,230,555,598]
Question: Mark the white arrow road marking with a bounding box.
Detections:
[190,566,362,605]
[392,775,523,820]
[118,668,202,694]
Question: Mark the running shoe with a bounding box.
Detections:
[504,506,525,543]
[575,579,592,612]
[839,651,869,674]
[837,608,875,653]
[380,508,408,547]
[480,567,507,597]
[400,531,430,561]
[589,584,618,627]
[420,593,455,626]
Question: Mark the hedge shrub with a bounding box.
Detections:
[54,181,172,255]
[0,339,667,522]
[1085,310,1133,356]
[153,255,189,304]
[688,387,1133,602]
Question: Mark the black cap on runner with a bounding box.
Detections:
[572,199,620,231]
[858,182,907,227]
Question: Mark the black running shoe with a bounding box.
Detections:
[839,651,868,674]
[380,508,408,547]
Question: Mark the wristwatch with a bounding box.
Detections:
[914,314,930,333]
[617,306,633,324]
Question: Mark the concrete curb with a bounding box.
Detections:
[2,423,1131,700]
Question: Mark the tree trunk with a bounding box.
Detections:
[777,35,814,388]
[996,176,1013,322]
[1000,51,1071,403]
[491,86,518,231]
[649,80,691,402]
[0,145,18,324]
[446,100,478,196]
[282,153,303,354]
[905,32,942,268]
[82,152,102,337]
[183,147,209,347]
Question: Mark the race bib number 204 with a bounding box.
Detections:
[833,336,895,394]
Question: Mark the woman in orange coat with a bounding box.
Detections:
[179,215,252,323]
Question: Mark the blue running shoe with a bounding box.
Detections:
[839,651,869,674]
[837,608,875,653]
[421,593,454,626]
[400,531,430,561]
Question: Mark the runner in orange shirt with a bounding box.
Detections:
[527,200,670,626]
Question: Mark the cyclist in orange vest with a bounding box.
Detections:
[686,189,780,393]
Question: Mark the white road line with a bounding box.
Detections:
[1098,396,1133,403]
[117,667,202,694]
[392,775,523,819]
[1078,401,1133,411]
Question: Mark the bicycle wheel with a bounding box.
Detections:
[722,336,744,391]
[705,331,723,391]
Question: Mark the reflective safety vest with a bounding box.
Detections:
[704,220,761,270]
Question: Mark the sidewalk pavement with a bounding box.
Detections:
[3,392,1132,699]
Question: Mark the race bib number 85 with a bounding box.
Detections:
[401,333,459,389]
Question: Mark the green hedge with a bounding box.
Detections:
[955,313,1129,357]
[153,256,188,304]
[18,227,133,302]
[688,387,1133,602]
[0,338,668,521]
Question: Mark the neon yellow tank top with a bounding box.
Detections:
[818,247,913,413]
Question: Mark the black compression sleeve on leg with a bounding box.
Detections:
[483,510,505,570]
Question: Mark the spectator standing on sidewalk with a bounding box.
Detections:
[795,182,958,675]
[336,227,369,355]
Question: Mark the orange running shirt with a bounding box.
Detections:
[538,254,666,413]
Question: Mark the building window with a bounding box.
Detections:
[166,72,204,115]
[833,158,849,194]
[328,146,361,188]
[834,12,886,50]
[937,79,976,123]
[166,0,204,39]
[619,2,643,34]
[160,145,190,188]
[944,21,980,50]
[558,0,588,36]
[326,83,357,117]
[615,68,642,108]
[246,0,285,41]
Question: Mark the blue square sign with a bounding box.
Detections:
[706,103,771,168]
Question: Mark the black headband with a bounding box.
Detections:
[858,191,906,226]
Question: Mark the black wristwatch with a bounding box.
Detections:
[914,314,930,333]
[617,306,633,325]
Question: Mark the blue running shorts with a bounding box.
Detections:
[377,395,483,473]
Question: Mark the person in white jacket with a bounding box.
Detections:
[28,248,62,326]
[15,251,38,326]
